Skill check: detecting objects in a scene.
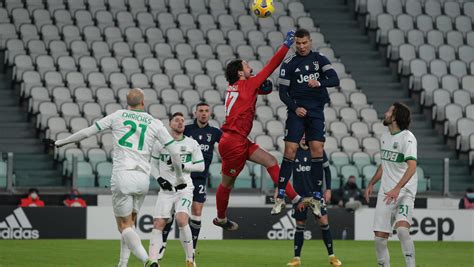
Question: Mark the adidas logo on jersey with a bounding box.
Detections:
[0,208,39,239]
[267,210,312,240]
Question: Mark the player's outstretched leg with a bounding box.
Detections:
[266,163,301,215]
[214,176,239,231]
[121,227,152,264]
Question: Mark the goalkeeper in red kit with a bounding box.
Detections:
[213,30,302,230]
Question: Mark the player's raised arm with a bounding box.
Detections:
[54,112,114,147]
[249,30,295,87]
[182,141,205,172]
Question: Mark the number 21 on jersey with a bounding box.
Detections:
[118,120,148,150]
[225,91,239,116]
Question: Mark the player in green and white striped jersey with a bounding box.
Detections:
[148,112,204,267]
[365,103,417,267]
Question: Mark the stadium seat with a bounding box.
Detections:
[60,102,81,122]
[339,107,359,125]
[148,103,168,120]
[325,136,339,155]
[145,28,165,48]
[104,103,123,116]
[87,72,108,93]
[21,71,43,98]
[331,151,350,171]
[74,87,94,107]
[182,90,201,108]
[29,87,50,113]
[152,74,171,91]
[65,72,87,90]
[341,136,360,155]
[62,148,84,175]
[202,90,222,105]
[362,137,380,156]
[432,89,452,122]
[329,121,350,142]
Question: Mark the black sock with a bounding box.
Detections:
[294,225,305,257]
[277,157,294,198]
[311,157,323,192]
[189,219,201,249]
[321,224,334,255]
[162,219,174,243]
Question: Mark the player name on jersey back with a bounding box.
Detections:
[95,109,173,175]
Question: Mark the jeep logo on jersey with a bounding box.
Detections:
[199,144,210,152]
[267,210,311,240]
[296,73,320,83]
[295,165,311,172]
[0,208,39,239]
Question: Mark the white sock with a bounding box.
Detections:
[121,227,149,263]
[179,225,194,262]
[397,227,416,267]
[149,229,162,261]
[118,234,131,267]
[158,241,167,260]
[375,236,391,267]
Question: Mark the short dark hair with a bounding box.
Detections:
[225,59,243,85]
[28,188,39,194]
[196,102,209,110]
[392,102,411,130]
[170,112,184,121]
[295,28,310,38]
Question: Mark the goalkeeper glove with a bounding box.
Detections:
[283,30,295,48]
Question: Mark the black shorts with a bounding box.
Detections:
[292,199,328,221]
[284,111,326,143]
[192,178,207,203]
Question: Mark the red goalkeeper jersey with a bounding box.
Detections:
[221,45,289,138]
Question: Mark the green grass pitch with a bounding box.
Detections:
[0,240,472,266]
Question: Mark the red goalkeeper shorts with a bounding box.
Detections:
[218,132,260,178]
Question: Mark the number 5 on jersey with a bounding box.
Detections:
[225,91,239,116]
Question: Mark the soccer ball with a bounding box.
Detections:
[251,0,274,18]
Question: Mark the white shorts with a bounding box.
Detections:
[373,193,415,233]
[111,170,150,217]
[153,188,193,219]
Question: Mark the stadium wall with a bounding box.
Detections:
[1,207,472,241]
[355,209,474,241]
